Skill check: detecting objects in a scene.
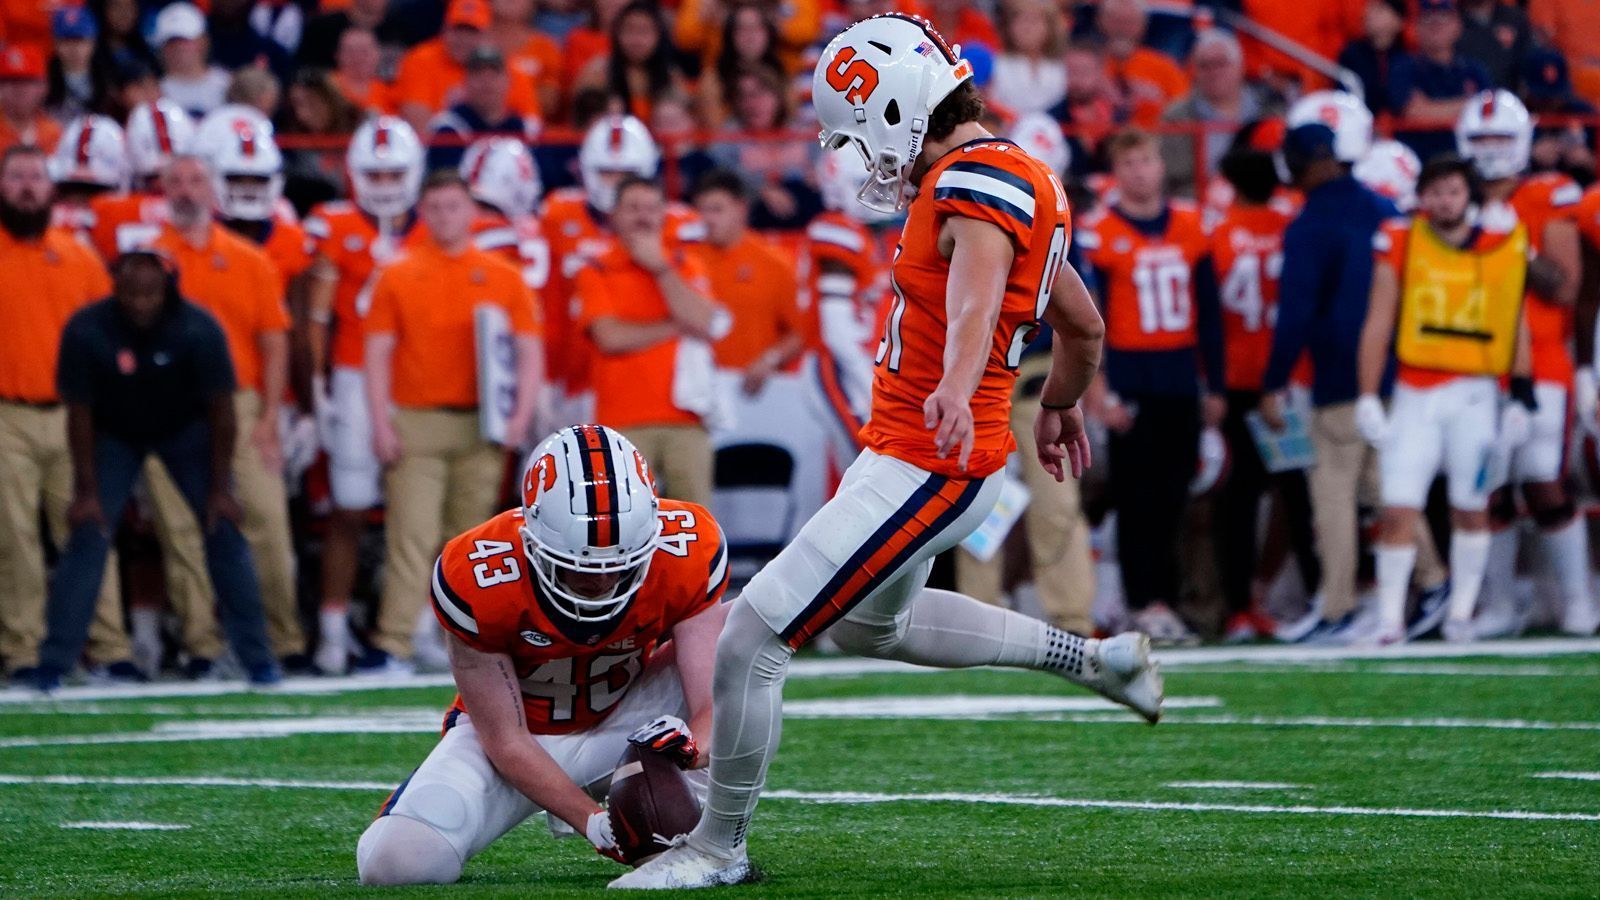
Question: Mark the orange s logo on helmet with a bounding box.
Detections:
[1317,105,1341,128]
[825,46,880,106]
[631,449,655,491]
[523,453,558,509]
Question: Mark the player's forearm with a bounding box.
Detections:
[1575,245,1600,366]
[307,266,335,376]
[589,318,680,354]
[510,335,544,425]
[938,300,1000,401]
[1359,263,1399,396]
[66,403,98,498]
[657,270,720,339]
[257,331,289,421]
[1042,334,1099,408]
[485,737,603,829]
[364,336,396,420]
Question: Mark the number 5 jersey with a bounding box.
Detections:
[429,500,729,734]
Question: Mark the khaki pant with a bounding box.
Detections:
[1310,401,1445,619]
[147,390,302,659]
[624,424,713,509]
[0,401,129,670]
[374,408,506,658]
[955,356,1095,634]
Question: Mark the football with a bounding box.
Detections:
[607,743,703,866]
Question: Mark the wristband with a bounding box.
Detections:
[1040,398,1077,410]
[1509,376,1538,412]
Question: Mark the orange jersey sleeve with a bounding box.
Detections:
[1080,202,1209,353]
[1211,204,1292,391]
[433,502,727,735]
[861,140,1071,479]
[1510,174,1583,385]
[1578,184,1600,250]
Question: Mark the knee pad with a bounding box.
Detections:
[1532,498,1577,530]
[356,813,464,886]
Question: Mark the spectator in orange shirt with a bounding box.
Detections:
[0,145,133,684]
[1097,0,1190,126]
[426,46,537,171]
[364,171,542,670]
[330,27,396,115]
[489,0,562,118]
[691,169,805,397]
[560,0,627,90]
[573,1,690,124]
[577,176,729,507]
[675,0,820,73]
[696,2,787,128]
[392,0,541,135]
[0,44,60,155]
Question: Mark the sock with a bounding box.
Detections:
[318,607,350,646]
[1374,544,1417,632]
[1479,528,1519,622]
[691,600,792,856]
[1537,516,1593,619]
[1446,529,1493,624]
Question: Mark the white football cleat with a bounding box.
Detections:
[608,839,751,890]
[1440,617,1475,644]
[1086,633,1163,724]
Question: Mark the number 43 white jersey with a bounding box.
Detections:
[430,501,728,734]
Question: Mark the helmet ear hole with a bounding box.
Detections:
[884,99,902,127]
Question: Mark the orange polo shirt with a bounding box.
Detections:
[0,226,110,403]
[154,222,289,392]
[392,39,541,120]
[364,237,540,409]
[575,242,710,430]
[331,72,397,115]
[699,233,802,370]
[0,112,60,156]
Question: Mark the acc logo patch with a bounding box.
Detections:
[520,630,553,647]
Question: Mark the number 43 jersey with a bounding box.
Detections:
[430,500,729,735]
[861,138,1071,480]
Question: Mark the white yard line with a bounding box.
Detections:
[2,638,1596,705]
[1532,772,1600,782]
[1165,781,1308,790]
[1174,663,1600,678]
[59,821,189,831]
[782,695,1222,718]
[1037,713,1600,732]
[3,775,1593,825]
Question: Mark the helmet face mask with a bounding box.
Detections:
[519,518,660,622]
[1456,90,1532,183]
[218,172,281,220]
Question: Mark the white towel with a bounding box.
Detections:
[671,337,734,430]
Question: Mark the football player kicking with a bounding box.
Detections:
[356,426,730,885]
[614,13,1163,890]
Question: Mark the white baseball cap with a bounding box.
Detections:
[152,3,206,45]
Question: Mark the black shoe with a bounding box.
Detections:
[1407,581,1452,640]
[247,663,283,687]
[183,657,215,681]
[8,665,40,688]
[280,653,315,676]
[90,660,150,684]
[25,666,63,693]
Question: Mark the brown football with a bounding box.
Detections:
[607,743,702,866]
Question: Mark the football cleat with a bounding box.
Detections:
[1440,617,1475,644]
[607,838,752,890]
[1406,581,1451,640]
[1084,632,1163,725]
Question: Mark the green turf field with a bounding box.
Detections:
[2,643,1598,898]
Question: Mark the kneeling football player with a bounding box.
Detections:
[356,426,728,885]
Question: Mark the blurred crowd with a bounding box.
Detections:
[3,0,1600,689]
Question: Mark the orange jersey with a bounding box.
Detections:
[1107,48,1190,125]
[575,242,713,430]
[1507,173,1583,385]
[540,187,703,393]
[392,39,542,121]
[701,233,803,370]
[1374,215,1522,389]
[1079,202,1209,354]
[1211,203,1293,391]
[432,500,727,735]
[248,218,314,292]
[153,223,289,392]
[862,139,1071,479]
[365,238,540,409]
[470,211,550,292]
[304,201,420,371]
[0,112,60,157]
[0,226,111,403]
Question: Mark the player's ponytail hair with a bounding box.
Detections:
[927,79,985,144]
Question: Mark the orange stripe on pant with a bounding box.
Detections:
[785,477,973,648]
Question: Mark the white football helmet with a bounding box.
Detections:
[813,13,974,213]
[48,115,130,191]
[1355,139,1422,211]
[126,99,195,180]
[1285,90,1372,164]
[461,137,543,220]
[1009,112,1072,178]
[578,114,660,215]
[1456,89,1533,182]
[347,116,424,219]
[194,105,284,221]
[519,425,662,623]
